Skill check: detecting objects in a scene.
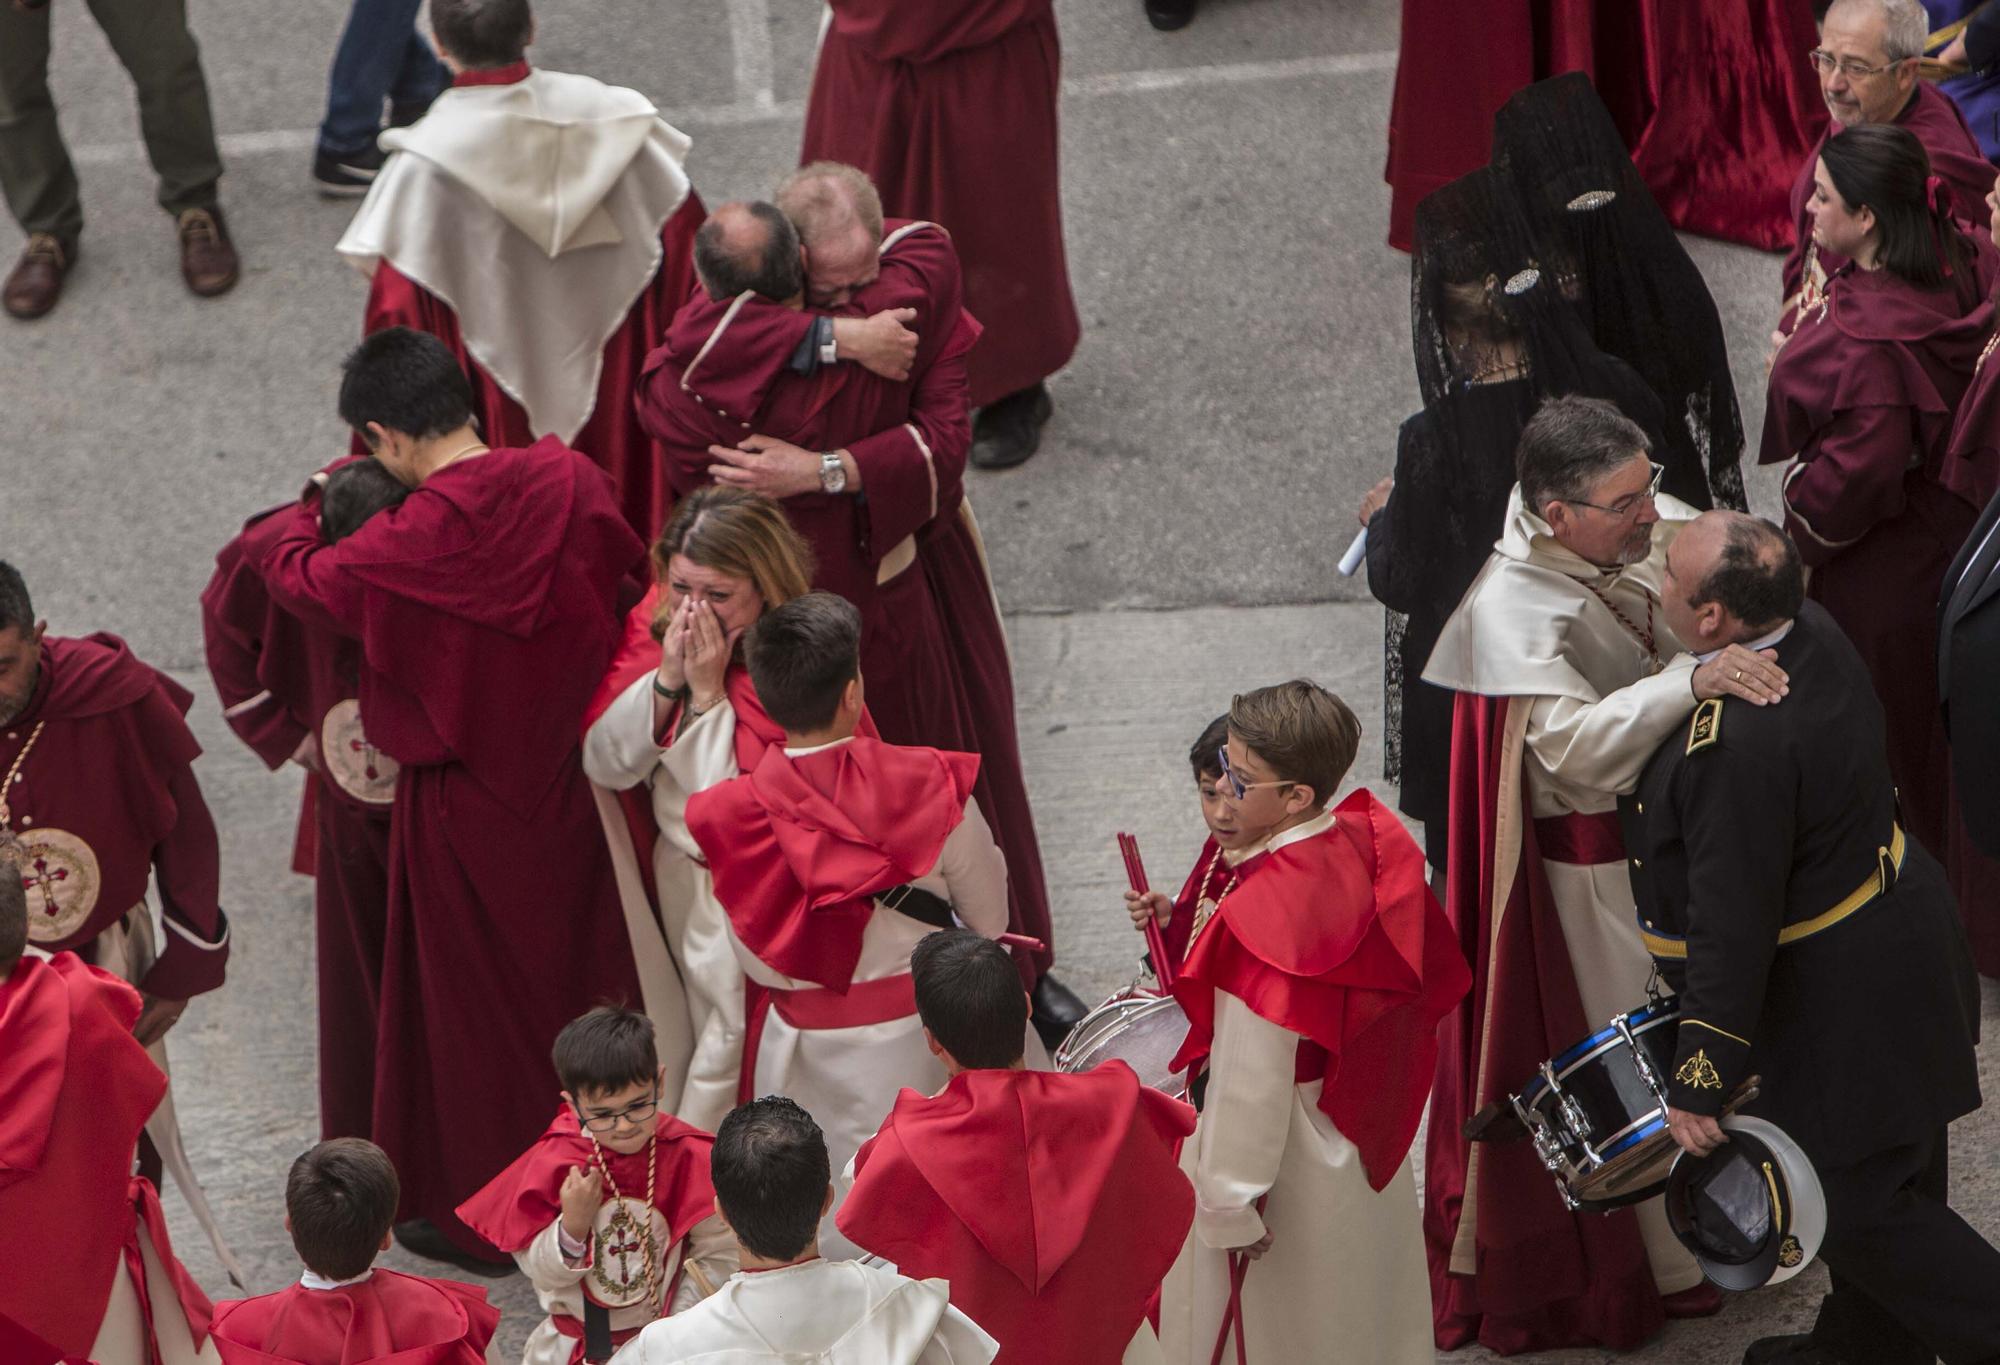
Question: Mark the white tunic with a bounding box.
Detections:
[610,1258,997,1365]
[583,675,748,1133]
[1422,485,1706,1293]
[515,1209,737,1365]
[733,738,1021,1258]
[1158,813,1432,1365]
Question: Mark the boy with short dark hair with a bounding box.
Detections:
[840,931,1195,1363]
[211,1139,498,1364]
[318,460,409,544]
[0,874,216,1365]
[1124,713,1256,972]
[1157,681,1470,1363]
[683,592,1018,1254]
[458,1007,733,1365]
[615,1097,997,1363]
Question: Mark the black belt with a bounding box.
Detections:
[877,883,956,930]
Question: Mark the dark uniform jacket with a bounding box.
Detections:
[1617,602,1980,1169]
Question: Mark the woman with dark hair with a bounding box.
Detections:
[1764,121,1998,882]
[1363,166,1668,875]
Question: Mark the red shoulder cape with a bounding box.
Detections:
[1169,788,1470,1191]
[455,1108,714,1255]
[1421,695,1678,1352]
[0,955,164,1355]
[684,738,978,989]
[211,1271,498,1365]
[837,1063,1193,1364]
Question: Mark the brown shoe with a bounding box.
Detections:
[177,207,239,297]
[4,233,73,320]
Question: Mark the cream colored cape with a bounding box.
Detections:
[337,67,694,442]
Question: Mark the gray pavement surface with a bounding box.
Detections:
[2,1,1993,1362]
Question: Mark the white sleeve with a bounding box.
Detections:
[674,892,747,1134]
[919,1302,1002,1364]
[583,673,666,791]
[519,1215,590,1294]
[934,798,1008,938]
[672,1213,738,1310]
[1523,656,1698,795]
[1191,990,1296,1249]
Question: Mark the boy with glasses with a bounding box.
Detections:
[457,1007,734,1365]
[1156,680,1468,1363]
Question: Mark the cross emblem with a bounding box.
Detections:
[348,735,383,782]
[25,854,68,918]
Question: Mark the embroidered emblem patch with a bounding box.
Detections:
[1676,1049,1723,1091]
[1687,698,1724,756]
[588,1195,667,1309]
[1778,1235,1804,1269]
[321,699,399,806]
[13,827,101,944]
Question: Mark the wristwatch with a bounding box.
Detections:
[819,450,848,495]
[819,324,840,368]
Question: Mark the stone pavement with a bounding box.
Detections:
[4,0,1998,1360]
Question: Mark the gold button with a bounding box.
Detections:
[1637,801,1645,814]
[1633,857,1644,869]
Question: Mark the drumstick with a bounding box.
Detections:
[1118,832,1176,989]
[998,932,1046,954]
[1336,527,1368,576]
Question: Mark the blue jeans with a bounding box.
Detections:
[316,0,447,157]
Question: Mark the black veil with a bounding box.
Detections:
[1491,72,1749,511]
[1374,164,1670,840]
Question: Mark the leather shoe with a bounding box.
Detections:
[177,207,239,298]
[970,383,1053,470]
[392,1218,515,1277]
[1030,972,1089,1052]
[4,234,73,320]
[1146,0,1198,29]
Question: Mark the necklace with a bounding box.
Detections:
[1584,580,1660,665]
[588,1130,662,1307]
[1185,844,1239,949]
[0,720,47,857]
[429,440,489,476]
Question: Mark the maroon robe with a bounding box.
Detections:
[838,1065,1196,1365]
[360,62,706,540]
[1423,697,1714,1352]
[800,0,1078,405]
[201,498,395,1142]
[637,222,1054,975]
[0,954,165,1358]
[257,441,648,1258]
[211,1272,498,1365]
[1780,81,1993,306]
[1763,255,1995,876]
[1,635,229,999]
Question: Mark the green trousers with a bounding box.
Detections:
[0,0,224,246]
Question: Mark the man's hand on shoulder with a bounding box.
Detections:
[833,308,918,382]
[1692,644,1788,706]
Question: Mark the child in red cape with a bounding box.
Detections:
[683,592,1021,1255]
[839,930,1196,1363]
[1158,681,1470,1364]
[1124,713,1261,974]
[210,1139,496,1364]
[456,1007,734,1364]
[0,875,215,1365]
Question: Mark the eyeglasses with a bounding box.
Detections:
[1216,747,1293,800]
[1807,49,1909,80]
[577,1093,659,1133]
[1563,462,1665,519]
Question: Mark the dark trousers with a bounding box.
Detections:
[317,0,445,156]
[0,0,223,244]
[1811,1127,2000,1365]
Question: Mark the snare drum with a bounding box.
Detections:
[1513,997,1681,1210]
[1053,989,1191,1100]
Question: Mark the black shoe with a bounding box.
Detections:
[1743,1335,1842,1364]
[388,99,434,129]
[1030,973,1089,1052]
[1146,0,1198,31]
[970,384,1053,470]
[313,144,386,198]
[392,1218,515,1277]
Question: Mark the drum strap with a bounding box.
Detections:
[1640,824,1905,959]
[583,1301,614,1363]
[876,883,956,929]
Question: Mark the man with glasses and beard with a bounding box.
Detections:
[1419,397,1791,1354]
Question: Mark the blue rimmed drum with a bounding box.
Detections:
[1511,997,1682,1210]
